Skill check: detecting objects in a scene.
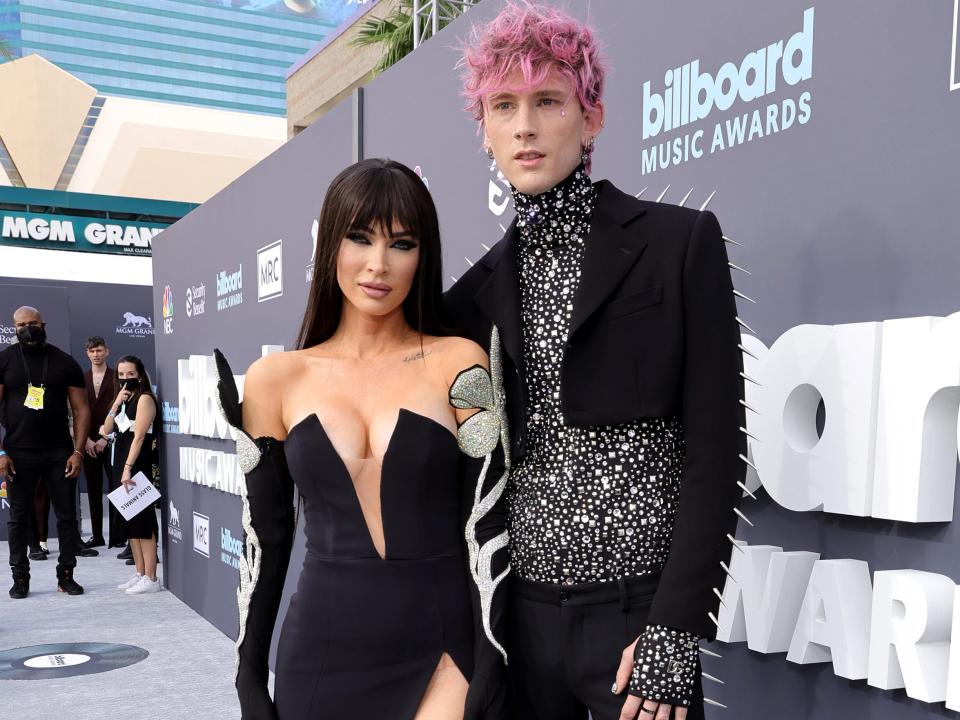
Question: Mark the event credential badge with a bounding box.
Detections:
[23,384,44,410]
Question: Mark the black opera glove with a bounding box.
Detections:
[214,349,295,720]
[450,328,512,720]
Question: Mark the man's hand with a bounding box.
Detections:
[94,438,108,454]
[0,454,15,480]
[614,637,687,720]
[65,452,82,478]
[85,438,97,458]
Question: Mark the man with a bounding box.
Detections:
[446,4,747,720]
[0,306,90,598]
[81,336,118,549]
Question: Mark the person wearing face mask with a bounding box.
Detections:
[0,306,90,599]
[99,355,161,595]
[445,4,748,720]
[216,159,510,719]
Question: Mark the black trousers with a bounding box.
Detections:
[507,576,705,720]
[6,447,78,573]
[27,475,51,548]
[82,451,111,541]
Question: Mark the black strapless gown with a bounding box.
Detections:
[274,408,475,719]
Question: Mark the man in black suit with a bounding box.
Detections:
[447,5,747,720]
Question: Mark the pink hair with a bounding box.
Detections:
[459,1,607,130]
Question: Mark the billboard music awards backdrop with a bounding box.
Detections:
[151,2,960,718]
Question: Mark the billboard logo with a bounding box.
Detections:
[642,7,814,140]
[161,285,174,334]
[952,0,959,90]
[257,240,283,302]
[116,311,153,338]
[168,500,182,544]
[192,512,209,558]
[185,283,206,318]
[216,265,243,311]
[220,527,243,569]
[161,401,180,434]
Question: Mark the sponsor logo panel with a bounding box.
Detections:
[161,285,174,335]
[0,323,16,346]
[216,265,243,311]
[192,511,210,558]
[116,311,154,338]
[220,526,243,569]
[257,240,283,302]
[167,500,182,544]
[185,282,206,318]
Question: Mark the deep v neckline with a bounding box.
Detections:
[286,409,458,560]
[287,408,456,480]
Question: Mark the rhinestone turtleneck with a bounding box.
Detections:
[506,164,700,707]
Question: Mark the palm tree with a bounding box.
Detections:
[352,0,476,75]
[0,37,14,62]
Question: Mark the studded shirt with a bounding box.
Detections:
[507,166,699,707]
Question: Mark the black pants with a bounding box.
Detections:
[6,447,78,573]
[507,576,705,720]
[82,451,111,541]
[28,476,50,548]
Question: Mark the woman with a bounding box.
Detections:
[215,159,510,720]
[100,355,161,595]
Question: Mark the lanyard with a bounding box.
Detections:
[18,345,48,388]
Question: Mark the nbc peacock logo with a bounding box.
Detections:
[162,285,174,335]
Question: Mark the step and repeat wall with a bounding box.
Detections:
[152,2,960,718]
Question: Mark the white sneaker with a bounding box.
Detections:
[126,576,161,595]
[117,573,143,590]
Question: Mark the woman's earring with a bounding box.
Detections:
[484,146,495,160]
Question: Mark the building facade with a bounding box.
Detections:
[0,0,361,116]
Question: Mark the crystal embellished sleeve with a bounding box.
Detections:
[630,623,700,707]
[450,329,512,664]
[214,349,295,720]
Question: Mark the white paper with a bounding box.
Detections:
[114,407,132,433]
[108,471,161,521]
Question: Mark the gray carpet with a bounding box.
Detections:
[0,504,244,720]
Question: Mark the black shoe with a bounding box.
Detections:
[83,537,106,549]
[9,572,29,599]
[125,557,135,565]
[117,546,132,560]
[56,568,84,595]
[78,547,99,557]
[29,547,47,561]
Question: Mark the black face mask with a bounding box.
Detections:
[17,324,47,349]
[122,378,141,392]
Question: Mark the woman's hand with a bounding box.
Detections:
[115,383,133,409]
[121,465,135,489]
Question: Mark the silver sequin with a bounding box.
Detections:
[452,326,511,664]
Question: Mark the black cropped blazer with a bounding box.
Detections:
[444,178,747,639]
